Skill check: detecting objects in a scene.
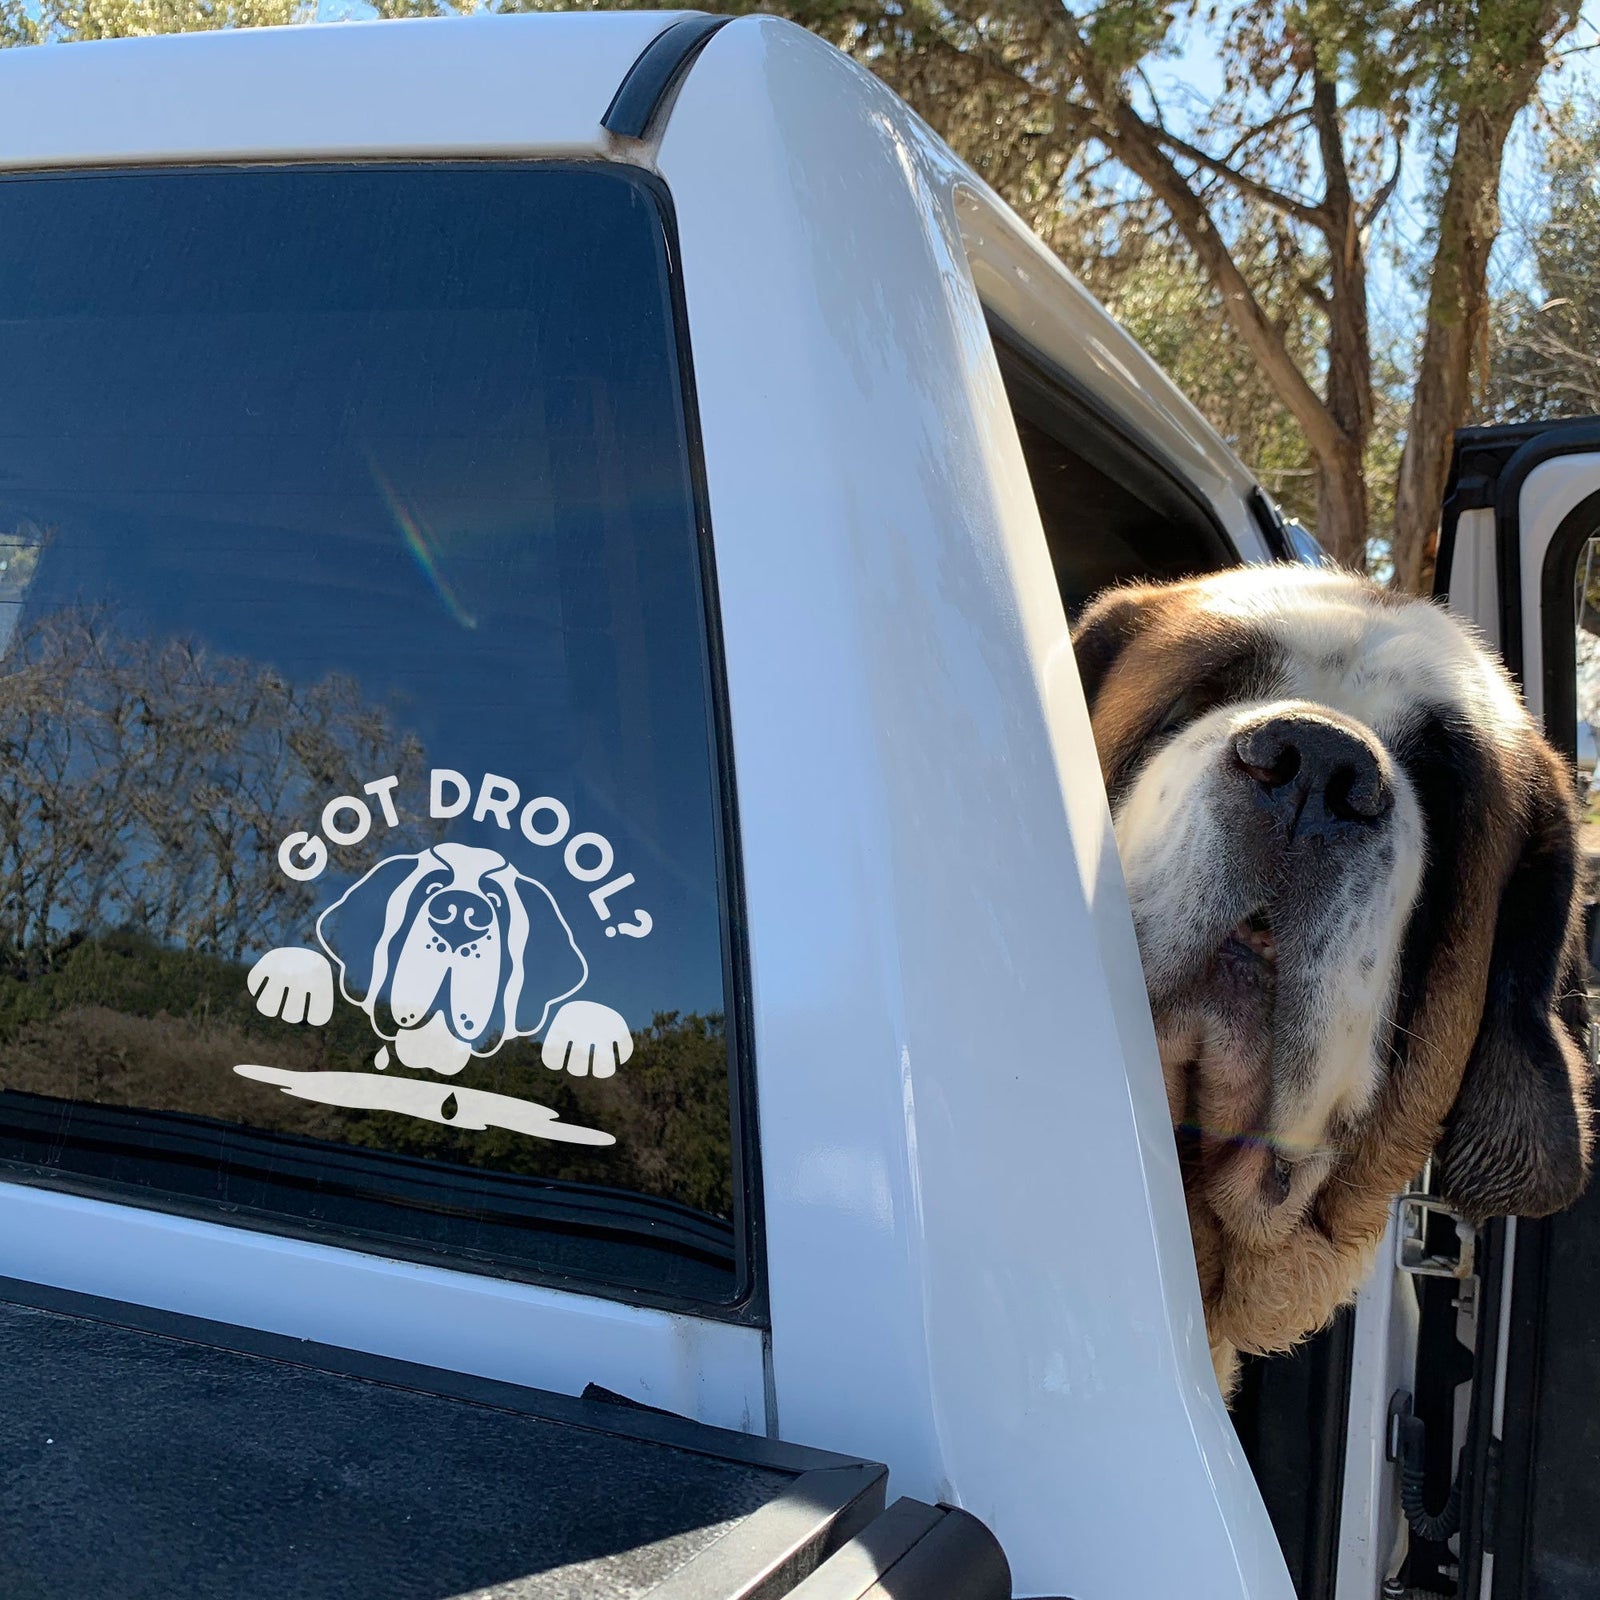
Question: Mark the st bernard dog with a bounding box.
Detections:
[1073,563,1594,1396]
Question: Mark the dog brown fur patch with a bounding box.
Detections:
[1075,571,1595,1394]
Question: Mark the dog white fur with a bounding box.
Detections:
[1075,565,1592,1393]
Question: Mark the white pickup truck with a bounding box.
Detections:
[0,12,1597,1600]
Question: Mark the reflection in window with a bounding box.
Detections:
[0,165,747,1308]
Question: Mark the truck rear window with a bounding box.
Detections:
[0,163,753,1312]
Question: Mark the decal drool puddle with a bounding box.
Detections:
[233,1066,616,1145]
[235,770,649,1146]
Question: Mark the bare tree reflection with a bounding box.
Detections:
[0,607,424,967]
[0,607,734,1218]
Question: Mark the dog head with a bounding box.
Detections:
[316,842,587,1077]
[1075,565,1593,1359]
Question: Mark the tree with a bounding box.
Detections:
[4,0,1578,588]
[1488,97,1600,422]
[0,0,302,42]
[374,0,1573,588]
[895,0,1575,587]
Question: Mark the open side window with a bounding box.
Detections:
[982,312,1364,1597]
[984,320,1246,614]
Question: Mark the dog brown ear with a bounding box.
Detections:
[1071,583,1156,710]
[1438,758,1595,1221]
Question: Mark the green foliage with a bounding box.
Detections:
[1487,97,1600,423]
[0,0,38,43]
[0,931,736,1215]
[14,0,308,38]
[1082,0,1180,78]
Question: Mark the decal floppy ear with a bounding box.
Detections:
[317,852,434,1007]
[1070,582,1156,710]
[1438,756,1595,1221]
[500,869,588,1037]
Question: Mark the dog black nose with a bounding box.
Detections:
[426,889,496,950]
[1233,712,1390,839]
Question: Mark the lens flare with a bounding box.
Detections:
[368,455,477,631]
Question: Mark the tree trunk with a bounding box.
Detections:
[1311,68,1372,573]
[1391,109,1517,591]
[1392,6,1577,593]
[1315,444,1369,571]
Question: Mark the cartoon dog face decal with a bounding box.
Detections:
[316,842,587,1077]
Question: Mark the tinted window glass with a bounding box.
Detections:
[0,164,750,1309]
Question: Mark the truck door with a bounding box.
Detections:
[1420,417,1600,1599]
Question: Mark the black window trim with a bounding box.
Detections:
[602,13,730,141]
[0,157,768,1329]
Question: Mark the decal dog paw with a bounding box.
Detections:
[247,946,335,1027]
[541,1000,635,1079]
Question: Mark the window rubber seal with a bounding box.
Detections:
[602,13,731,141]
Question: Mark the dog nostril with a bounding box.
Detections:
[1325,764,1392,822]
[1234,732,1302,791]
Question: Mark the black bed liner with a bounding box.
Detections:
[0,1277,1009,1599]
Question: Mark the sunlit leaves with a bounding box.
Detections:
[1488,97,1600,421]
[29,0,307,37]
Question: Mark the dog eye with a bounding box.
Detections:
[1155,692,1200,738]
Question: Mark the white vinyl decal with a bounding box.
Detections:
[233,1066,617,1144]
[236,770,650,1146]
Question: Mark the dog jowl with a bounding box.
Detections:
[1074,563,1594,1394]
[315,842,588,1077]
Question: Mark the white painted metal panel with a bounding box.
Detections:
[1446,506,1502,653]
[1334,1209,1419,1600]
[0,1183,768,1430]
[1518,452,1600,722]
[662,17,1291,1597]
[0,12,682,169]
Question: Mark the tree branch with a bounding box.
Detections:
[1359,141,1404,232]
[1300,276,1331,315]
[1025,0,1354,474]
[1150,123,1327,229]
[1102,108,1351,468]
[1218,96,1312,169]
